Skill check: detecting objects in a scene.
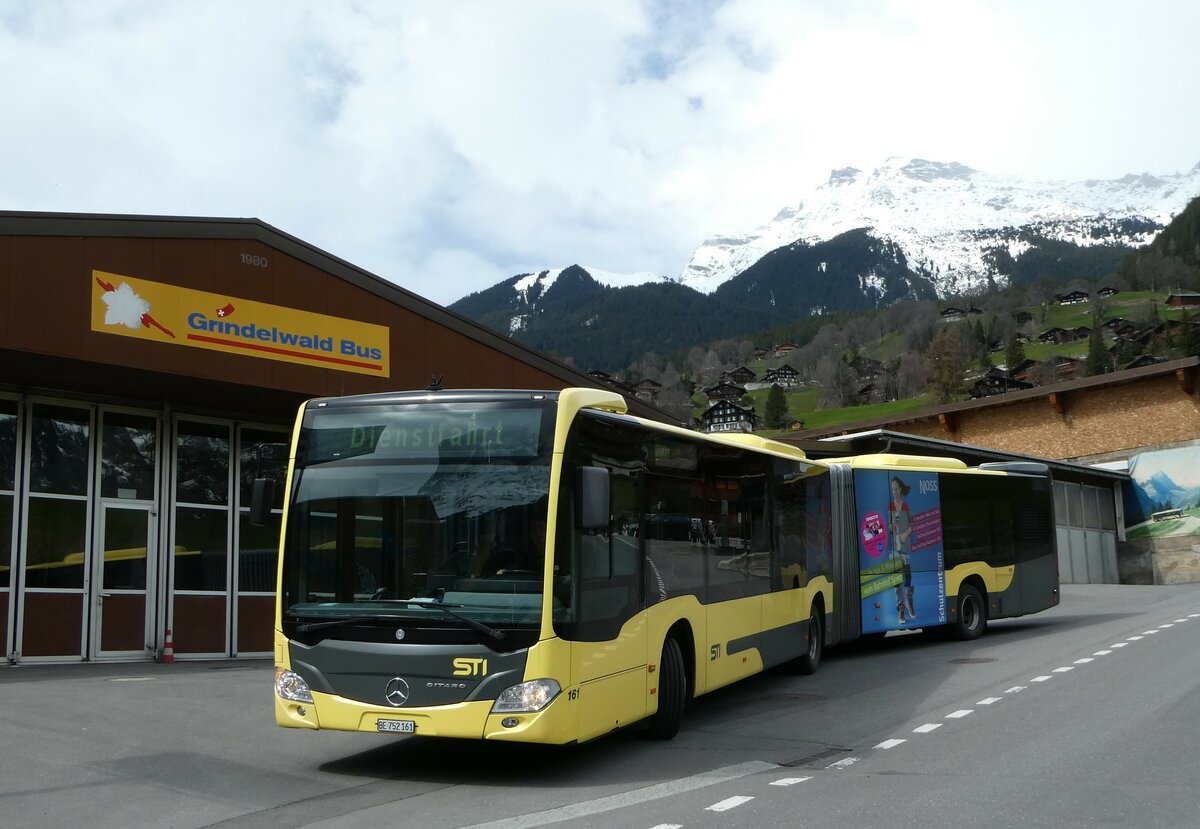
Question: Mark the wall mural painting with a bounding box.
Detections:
[1123,445,1200,539]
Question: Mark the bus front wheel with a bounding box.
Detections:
[949,584,987,641]
[647,637,686,740]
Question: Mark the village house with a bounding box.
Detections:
[703,381,748,403]
[1056,290,1090,305]
[700,399,758,433]
[632,378,661,402]
[1166,293,1200,308]
[969,367,1034,398]
[722,365,757,385]
[762,364,800,387]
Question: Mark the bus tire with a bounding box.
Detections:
[647,637,686,740]
[793,607,824,675]
[949,584,987,640]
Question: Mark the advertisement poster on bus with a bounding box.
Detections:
[1122,445,1200,539]
[854,469,946,634]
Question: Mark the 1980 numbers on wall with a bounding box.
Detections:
[240,253,269,267]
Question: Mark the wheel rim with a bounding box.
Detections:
[963,596,979,630]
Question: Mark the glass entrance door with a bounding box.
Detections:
[92,505,153,657]
[92,409,160,660]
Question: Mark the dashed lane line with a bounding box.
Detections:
[913,723,942,733]
[1074,658,1094,664]
[827,758,860,769]
[977,697,1001,705]
[706,796,754,812]
[769,777,812,787]
[1110,643,1129,648]
[1052,666,1074,673]
[875,739,906,749]
[946,709,973,719]
[1031,675,1053,682]
[454,761,777,829]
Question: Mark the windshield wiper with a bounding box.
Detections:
[361,598,507,642]
[293,615,394,634]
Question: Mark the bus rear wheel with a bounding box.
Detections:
[949,584,987,640]
[790,608,823,675]
[647,637,686,740]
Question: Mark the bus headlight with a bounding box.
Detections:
[492,679,561,713]
[275,667,315,704]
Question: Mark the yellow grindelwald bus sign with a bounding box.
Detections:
[90,270,391,377]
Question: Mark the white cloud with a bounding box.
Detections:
[3,0,1199,307]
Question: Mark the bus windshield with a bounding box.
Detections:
[280,400,555,642]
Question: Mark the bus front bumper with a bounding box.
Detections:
[275,687,578,744]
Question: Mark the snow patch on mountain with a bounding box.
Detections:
[679,157,1200,296]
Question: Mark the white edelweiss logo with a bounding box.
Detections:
[102,282,152,329]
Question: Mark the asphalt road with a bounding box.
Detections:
[2,583,1198,829]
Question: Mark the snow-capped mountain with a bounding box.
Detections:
[679,158,1200,296]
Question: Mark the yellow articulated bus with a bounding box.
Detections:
[259,388,1058,745]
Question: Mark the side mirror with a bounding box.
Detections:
[249,478,276,526]
[576,466,610,530]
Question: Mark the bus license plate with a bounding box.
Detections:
[377,719,416,733]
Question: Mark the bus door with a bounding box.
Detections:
[564,462,647,742]
[1015,477,1057,614]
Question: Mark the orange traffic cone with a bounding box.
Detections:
[162,628,175,663]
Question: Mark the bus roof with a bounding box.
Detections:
[826,453,969,471]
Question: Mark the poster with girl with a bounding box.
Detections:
[855,469,947,634]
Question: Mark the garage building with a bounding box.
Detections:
[0,211,667,664]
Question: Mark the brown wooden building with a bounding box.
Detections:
[0,211,669,664]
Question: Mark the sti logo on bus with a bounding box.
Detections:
[453,657,488,676]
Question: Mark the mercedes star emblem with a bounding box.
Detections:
[385,676,410,707]
[395,628,406,641]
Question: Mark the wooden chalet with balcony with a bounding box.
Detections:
[701,399,758,433]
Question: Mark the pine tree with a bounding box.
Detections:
[1085,317,1111,376]
[764,384,788,429]
[1004,332,1026,376]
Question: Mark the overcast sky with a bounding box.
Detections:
[3,1,1198,305]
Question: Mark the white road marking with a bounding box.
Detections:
[913,723,942,733]
[770,777,812,787]
[1175,619,1189,623]
[946,709,973,718]
[1093,650,1112,656]
[1005,686,1027,694]
[1127,636,1144,641]
[107,677,157,682]
[1052,666,1074,673]
[1111,643,1128,648]
[455,761,777,829]
[1158,623,1174,628]
[1142,630,1159,635]
[875,739,906,749]
[707,796,754,812]
[648,825,682,829]
[977,697,1001,705]
[1074,658,1094,664]
[1031,675,1053,682]
[827,758,860,769]
[1190,614,1200,618]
